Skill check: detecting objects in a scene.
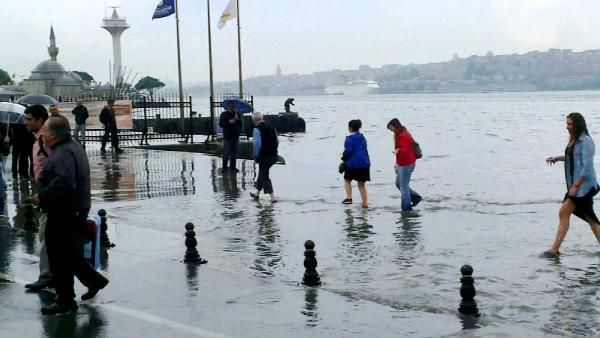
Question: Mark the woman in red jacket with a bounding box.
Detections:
[387,118,421,211]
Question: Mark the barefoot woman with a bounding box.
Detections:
[546,113,600,256]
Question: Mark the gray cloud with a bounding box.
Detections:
[3,0,600,85]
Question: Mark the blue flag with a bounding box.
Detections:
[152,0,175,19]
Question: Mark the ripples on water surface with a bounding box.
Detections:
[8,92,600,335]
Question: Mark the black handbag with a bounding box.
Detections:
[413,141,423,159]
[338,162,346,174]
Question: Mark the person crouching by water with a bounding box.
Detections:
[250,112,279,203]
[545,112,600,257]
[341,119,370,208]
[387,118,421,211]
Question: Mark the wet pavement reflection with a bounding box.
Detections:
[6,89,600,336]
[301,287,319,327]
[253,205,282,278]
[393,213,421,270]
[90,149,198,202]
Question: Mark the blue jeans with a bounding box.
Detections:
[395,164,421,211]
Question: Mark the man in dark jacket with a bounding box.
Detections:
[33,117,109,315]
[100,99,123,153]
[218,103,242,173]
[250,112,279,203]
[71,101,89,148]
[10,123,34,178]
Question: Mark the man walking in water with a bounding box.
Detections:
[34,117,109,315]
[218,103,242,173]
[250,112,279,203]
[23,105,53,292]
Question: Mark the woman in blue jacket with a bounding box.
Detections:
[545,113,600,256]
[342,119,370,208]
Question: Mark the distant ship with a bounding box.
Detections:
[324,80,380,95]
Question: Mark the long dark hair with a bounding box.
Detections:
[387,118,405,139]
[567,112,589,141]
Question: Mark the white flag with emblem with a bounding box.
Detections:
[218,0,237,29]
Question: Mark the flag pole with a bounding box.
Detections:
[175,0,185,137]
[236,0,243,97]
[207,0,216,137]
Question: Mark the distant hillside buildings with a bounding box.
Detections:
[193,48,600,96]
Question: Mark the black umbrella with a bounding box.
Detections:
[16,94,58,105]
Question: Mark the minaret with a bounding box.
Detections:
[102,8,129,85]
[276,64,282,77]
[48,26,59,61]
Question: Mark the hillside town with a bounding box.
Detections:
[188,48,600,96]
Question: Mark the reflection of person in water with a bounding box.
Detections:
[284,98,295,113]
[102,154,122,201]
[41,298,106,337]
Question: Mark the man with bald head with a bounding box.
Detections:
[33,117,109,315]
[250,112,279,203]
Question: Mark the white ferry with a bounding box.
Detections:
[324,80,380,96]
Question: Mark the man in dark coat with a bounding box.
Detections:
[71,101,89,148]
[100,99,123,153]
[10,123,34,178]
[218,103,242,173]
[250,112,279,203]
[33,117,109,315]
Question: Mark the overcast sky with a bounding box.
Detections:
[2,0,600,85]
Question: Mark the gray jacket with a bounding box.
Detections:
[38,136,91,214]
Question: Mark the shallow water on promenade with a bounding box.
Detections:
[6,91,600,336]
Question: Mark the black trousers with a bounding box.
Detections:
[45,211,105,304]
[256,156,277,194]
[101,126,119,149]
[11,146,32,177]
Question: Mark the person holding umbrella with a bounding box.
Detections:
[218,102,243,173]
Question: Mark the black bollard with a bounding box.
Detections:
[183,223,207,264]
[458,265,480,317]
[98,209,116,248]
[302,240,321,286]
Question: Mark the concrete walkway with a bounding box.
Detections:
[0,224,466,338]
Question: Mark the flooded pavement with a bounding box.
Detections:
[0,203,463,338]
[3,92,600,336]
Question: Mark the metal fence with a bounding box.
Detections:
[66,92,254,146]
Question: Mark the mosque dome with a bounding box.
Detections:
[28,60,66,80]
[33,60,66,73]
[68,71,83,82]
[54,74,80,86]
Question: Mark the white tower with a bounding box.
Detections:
[102,8,129,85]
